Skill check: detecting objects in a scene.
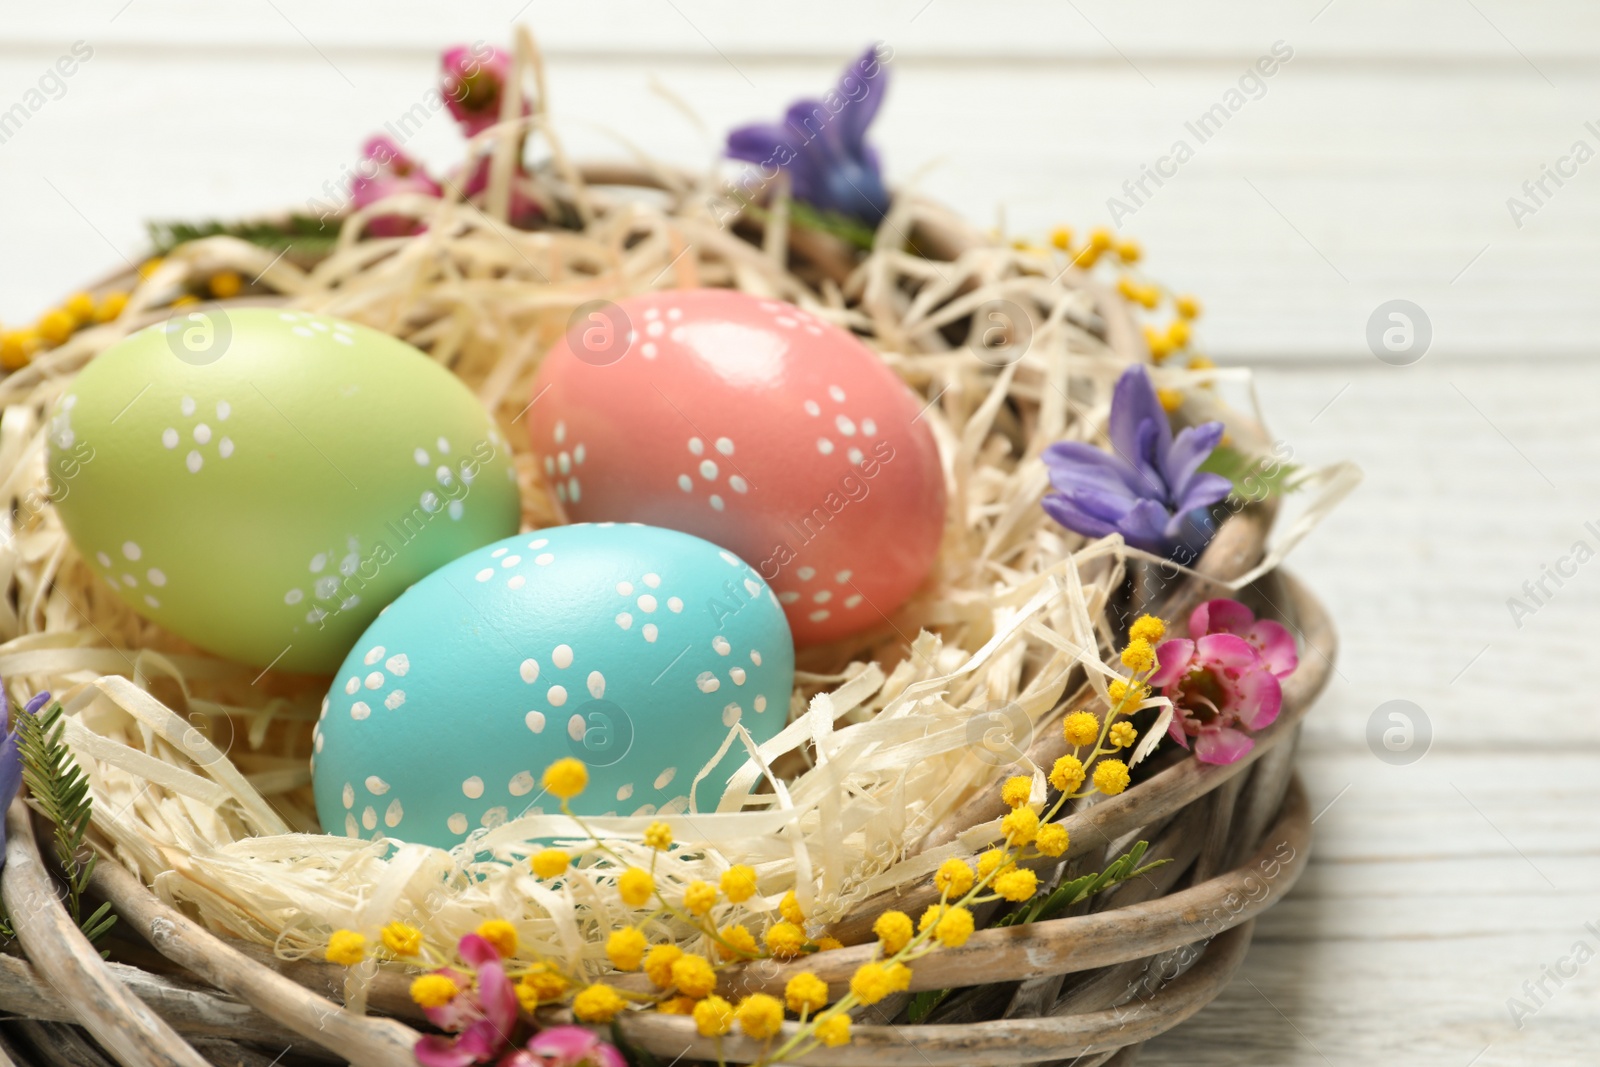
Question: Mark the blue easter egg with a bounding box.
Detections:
[311,523,794,848]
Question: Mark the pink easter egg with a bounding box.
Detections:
[529,289,945,647]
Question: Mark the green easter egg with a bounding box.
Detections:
[47,307,521,672]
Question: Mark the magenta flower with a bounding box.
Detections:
[350,135,442,237]
[414,934,520,1067]
[442,44,526,138]
[1150,598,1297,765]
[458,154,543,228]
[1190,598,1299,678]
[520,1027,627,1067]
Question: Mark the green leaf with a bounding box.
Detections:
[16,702,114,945]
[908,987,954,1024]
[145,215,340,258]
[1197,444,1300,501]
[79,901,118,945]
[740,199,878,252]
[786,201,878,251]
[1020,873,1096,925]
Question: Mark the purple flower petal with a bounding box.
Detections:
[1118,498,1178,554]
[1041,492,1123,541]
[834,44,889,147]
[1053,480,1145,529]
[1108,367,1168,464]
[1170,472,1233,516]
[723,46,891,222]
[820,159,891,223]
[728,107,832,212]
[726,122,792,165]
[23,691,51,715]
[1041,364,1233,561]
[1165,422,1225,495]
[0,728,19,865]
[1042,440,1146,499]
[1128,418,1168,497]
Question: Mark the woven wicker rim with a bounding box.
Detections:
[0,568,1329,1067]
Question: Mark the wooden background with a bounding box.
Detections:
[2,2,1598,1063]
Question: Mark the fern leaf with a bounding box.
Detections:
[15,703,114,945]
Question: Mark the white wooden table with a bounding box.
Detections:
[2,3,1597,1063]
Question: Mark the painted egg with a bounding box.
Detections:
[529,289,945,646]
[47,307,521,672]
[311,523,795,847]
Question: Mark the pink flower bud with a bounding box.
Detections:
[441,43,527,137]
[349,135,441,237]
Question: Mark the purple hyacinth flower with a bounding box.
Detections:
[1042,366,1232,559]
[725,43,892,223]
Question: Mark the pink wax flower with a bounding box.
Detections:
[520,1027,627,1067]
[414,934,519,1067]
[442,44,527,138]
[459,154,543,228]
[350,135,442,237]
[1151,598,1298,765]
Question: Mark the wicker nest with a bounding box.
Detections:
[0,32,1343,1067]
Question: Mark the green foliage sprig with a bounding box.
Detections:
[15,703,116,946]
[1198,444,1301,502]
[907,842,1169,1023]
[146,215,339,258]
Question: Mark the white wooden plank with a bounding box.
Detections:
[5,0,1600,61]
[2,48,1598,358]
[1142,935,1600,1066]
[1124,360,1600,1061]
[1249,361,1600,748]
